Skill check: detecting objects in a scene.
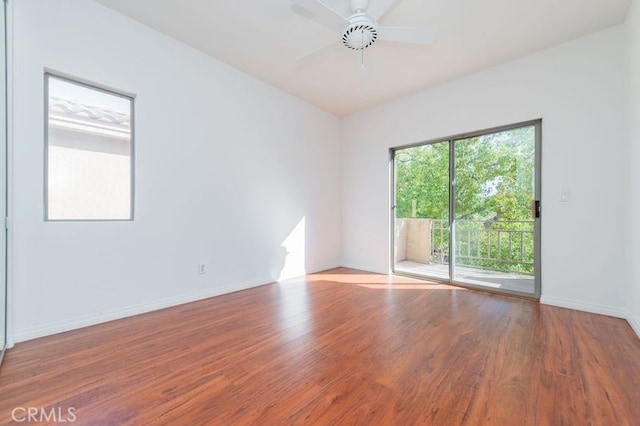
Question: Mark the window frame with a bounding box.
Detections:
[44,71,136,222]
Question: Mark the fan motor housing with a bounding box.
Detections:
[342,14,378,50]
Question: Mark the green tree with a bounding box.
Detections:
[395,142,449,220]
[395,126,534,222]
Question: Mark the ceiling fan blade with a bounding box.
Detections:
[378,26,438,44]
[292,0,348,31]
[296,40,341,64]
[367,0,398,21]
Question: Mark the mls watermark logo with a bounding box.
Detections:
[11,407,77,423]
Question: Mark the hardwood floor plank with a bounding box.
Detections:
[1,267,639,425]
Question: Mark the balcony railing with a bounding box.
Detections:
[431,219,534,273]
[396,218,534,275]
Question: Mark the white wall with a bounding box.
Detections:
[626,0,640,335]
[10,0,342,342]
[342,26,628,317]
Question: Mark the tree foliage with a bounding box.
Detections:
[395,126,535,222]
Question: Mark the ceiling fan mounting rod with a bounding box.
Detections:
[350,0,370,14]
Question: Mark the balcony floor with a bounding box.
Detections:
[395,260,535,295]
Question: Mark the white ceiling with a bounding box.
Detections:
[94,0,631,116]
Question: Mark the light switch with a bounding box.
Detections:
[560,190,570,202]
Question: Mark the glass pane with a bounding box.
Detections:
[46,76,132,220]
[394,142,450,280]
[453,126,535,294]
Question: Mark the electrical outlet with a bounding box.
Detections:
[198,264,206,274]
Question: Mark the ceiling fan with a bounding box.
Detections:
[293,0,438,63]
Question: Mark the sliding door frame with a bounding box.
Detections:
[390,119,542,299]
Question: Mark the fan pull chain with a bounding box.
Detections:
[360,29,365,68]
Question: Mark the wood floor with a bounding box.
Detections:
[1,268,639,425]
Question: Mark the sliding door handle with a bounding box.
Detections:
[531,200,541,218]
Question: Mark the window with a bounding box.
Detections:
[45,73,134,220]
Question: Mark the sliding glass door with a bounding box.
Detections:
[392,121,540,297]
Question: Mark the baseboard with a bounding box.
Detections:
[282,261,343,279]
[540,295,628,319]
[317,267,640,341]
[21,264,635,344]
[12,262,345,344]
[340,261,388,275]
[305,261,344,274]
[13,275,273,343]
[627,313,640,339]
